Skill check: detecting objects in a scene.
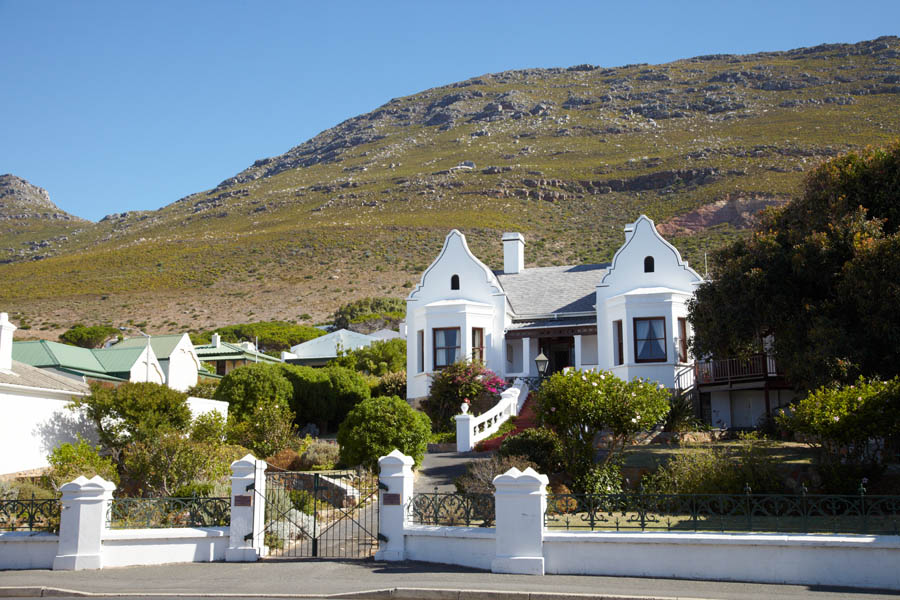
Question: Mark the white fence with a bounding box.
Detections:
[455,379,528,452]
[377,450,900,590]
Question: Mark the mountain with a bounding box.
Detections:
[0,174,88,264]
[3,36,900,338]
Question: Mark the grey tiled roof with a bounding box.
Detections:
[508,315,598,330]
[0,361,90,394]
[496,264,609,316]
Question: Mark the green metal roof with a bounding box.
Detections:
[92,347,146,375]
[113,334,186,359]
[195,341,281,364]
[13,340,107,372]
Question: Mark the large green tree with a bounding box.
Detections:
[689,141,900,391]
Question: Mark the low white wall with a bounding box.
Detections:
[403,525,495,571]
[0,532,58,570]
[101,527,229,567]
[543,531,900,590]
[186,397,229,420]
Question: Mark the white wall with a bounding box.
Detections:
[186,397,229,421]
[101,528,228,567]
[129,346,165,385]
[0,387,92,475]
[163,336,201,392]
[0,533,58,569]
[403,526,495,571]
[543,532,900,590]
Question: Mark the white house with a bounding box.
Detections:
[0,313,92,476]
[113,334,200,392]
[406,216,793,429]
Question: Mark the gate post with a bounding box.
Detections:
[491,466,548,575]
[375,449,414,561]
[53,475,116,570]
[226,454,268,562]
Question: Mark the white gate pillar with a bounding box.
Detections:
[226,454,267,562]
[375,449,414,561]
[53,475,116,570]
[492,467,548,575]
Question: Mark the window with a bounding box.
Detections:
[472,327,484,363]
[450,274,460,290]
[506,344,513,363]
[613,320,623,366]
[417,330,425,373]
[433,327,460,369]
[634,317,667,363]
[644,256,655,273]
[677,317,688,363]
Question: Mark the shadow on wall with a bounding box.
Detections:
[35,408,99,455]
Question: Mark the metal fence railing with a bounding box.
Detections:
[0,495,61,532]
[408,490,495,527]
[545,487,900,535]
[107,497,230,529]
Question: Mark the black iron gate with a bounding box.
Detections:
[261,469,380,559]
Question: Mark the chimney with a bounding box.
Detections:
[0,312,17,372]
[502,232,525,274]
[211,333,221,348]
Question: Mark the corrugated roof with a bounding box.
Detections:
[0,360,90,394]
[496,264,609,316]
[194,341,281,363]
[92,347,145,374]
[289,329,376,359]
[369,329,403,341]
[13,340,106,372]
[114,334,185,359]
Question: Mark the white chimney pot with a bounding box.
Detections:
[0,312,17,372]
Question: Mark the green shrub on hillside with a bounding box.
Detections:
[332,297,405,332]
[59,324,120,349]
[191,321,324,353]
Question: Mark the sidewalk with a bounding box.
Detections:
[1,559,897,600]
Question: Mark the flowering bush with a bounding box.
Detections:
[777,377,900,491]
[421,360,506,432]
[536,369,670,478]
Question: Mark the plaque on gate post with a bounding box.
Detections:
[383,493,401,505]
[234,494,252,507]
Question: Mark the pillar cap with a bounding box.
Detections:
[59,475,117,493]
[493,466,549,487]
[379,449,414,467]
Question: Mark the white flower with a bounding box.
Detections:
[631,392,636,397]
[592,382,598,387]
[659,384,665,389]
[631,417,638,423]
[600,374,605,379]
[582,375,587,381]
[833,416,840,422]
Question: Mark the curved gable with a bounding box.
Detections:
[408,230,502,303]
[599,215,702,294]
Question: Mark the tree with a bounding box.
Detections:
[337,396,431,471]
[536,370,670,477]
[213,363,293,421]
[45,438,120,490]
[689,141,900,391]
[70,382,192,460]
[59,324,120,348]
[330,338,406,376]
[280,364,370,430]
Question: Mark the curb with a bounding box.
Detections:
[0,587,709,600]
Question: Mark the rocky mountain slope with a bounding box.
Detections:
[3,36,900,338]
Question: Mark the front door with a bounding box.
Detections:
[539,337,575,374]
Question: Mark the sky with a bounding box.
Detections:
[1,1,898,222]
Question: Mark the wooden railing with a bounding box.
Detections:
[695,354,779,385]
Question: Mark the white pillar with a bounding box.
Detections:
[53,475,116,571]
[375,449,414,561]
[455,402,474,452]
[491,467,548,576]
[522,337,531,376]
[574,335,583,371]
[226,454,267,562]
[0,312,16,372]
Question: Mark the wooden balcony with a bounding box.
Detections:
[695,353,780,386]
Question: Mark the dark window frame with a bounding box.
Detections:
[433,327,461,370]
[416,329,425,373]
[644,256,655,273]
[633,316,667,363]
[613,320,623,366]
[472,327,485,363]
[450,274,460,290]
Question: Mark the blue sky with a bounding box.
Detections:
[1,1,897,221]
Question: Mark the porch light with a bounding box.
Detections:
[535,351,550,378]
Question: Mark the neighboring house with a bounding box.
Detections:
[194,334,281,376]
[369,328,404,341]
[406,215,791,429]
[282,329,377,367]
[0,313,92,475]
[113,334,200,392]
[12,339,165,385]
